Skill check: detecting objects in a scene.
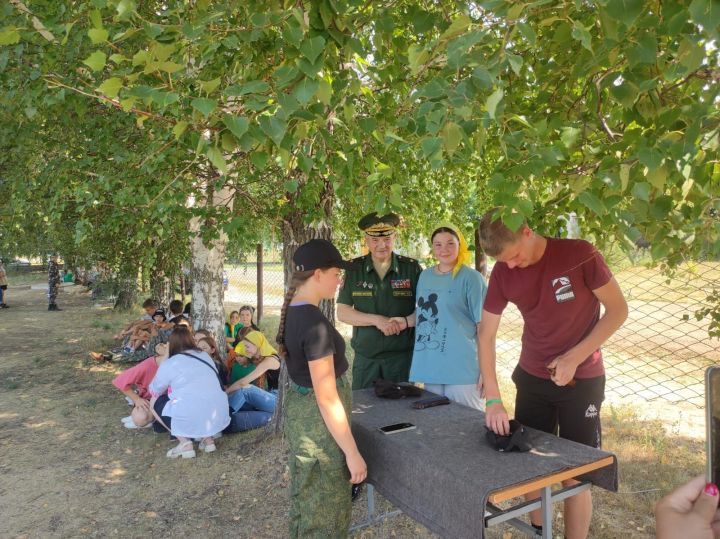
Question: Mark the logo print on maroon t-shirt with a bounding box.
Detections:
[551,276,575,303]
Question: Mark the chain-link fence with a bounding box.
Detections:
[225,245,719,408]
[494,256,719,408]
[224,246,286,322]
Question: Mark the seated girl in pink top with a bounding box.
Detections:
[112,340,170,428]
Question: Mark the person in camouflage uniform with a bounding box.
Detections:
[284,379,353,537]
[47,254,62,311]
[276,239,367,539]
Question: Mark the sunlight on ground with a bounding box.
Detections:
[608,396,705,438]
[25,420,57,429]
[87,364,118,373]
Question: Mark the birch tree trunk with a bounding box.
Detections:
[150,273,174,310]
[188,176,234,357]
[150,245,177,309]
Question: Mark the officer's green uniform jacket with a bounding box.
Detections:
[337,252,422,360]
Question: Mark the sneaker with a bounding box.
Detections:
[125,396,135,406]
[121,415,133,424]
[125,419,152,429]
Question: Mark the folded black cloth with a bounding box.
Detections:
[485,420,532,452]
[373,379,423,399]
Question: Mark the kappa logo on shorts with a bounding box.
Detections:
[585,404,598,418]
[551,276,576,303]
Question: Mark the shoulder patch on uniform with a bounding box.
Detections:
[399,255,418,263]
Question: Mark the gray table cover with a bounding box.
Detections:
[351,389,618,539]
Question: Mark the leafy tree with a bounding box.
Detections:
[2,0,718,334]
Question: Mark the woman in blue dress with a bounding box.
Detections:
[397,223,487,410]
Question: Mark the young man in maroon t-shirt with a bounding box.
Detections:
[478,210,628,539]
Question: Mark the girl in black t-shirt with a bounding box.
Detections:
[276,239,367,538]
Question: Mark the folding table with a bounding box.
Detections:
[350,389,618,538]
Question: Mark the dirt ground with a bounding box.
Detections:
[0,286,438,538]
[0,286,708,538]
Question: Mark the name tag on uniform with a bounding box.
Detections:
[390,279,412,289]
[392,290,413,297]
[352,291,373,297]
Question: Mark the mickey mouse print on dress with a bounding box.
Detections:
[415,294,440,351]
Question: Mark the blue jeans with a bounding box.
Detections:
[226,386,277,433]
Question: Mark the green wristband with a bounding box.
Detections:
[486,398,503,406]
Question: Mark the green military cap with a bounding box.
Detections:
[358,212,400,237]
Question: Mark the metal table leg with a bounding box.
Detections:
[349,483,403,532]
[541,486,553,539]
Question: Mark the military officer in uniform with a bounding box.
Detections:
[337,212,422,389]
[47,254,62,311]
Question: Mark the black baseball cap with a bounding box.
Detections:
[293,239,355,272]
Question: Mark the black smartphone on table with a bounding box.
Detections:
[412,395,451,409]
[706,366,720,485]
[378,422,416,435]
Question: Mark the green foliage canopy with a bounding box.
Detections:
[1,0,718,296]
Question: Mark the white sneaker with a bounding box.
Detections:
[121,415,132,424]
[123,417,152,429]
[125,396,135,406]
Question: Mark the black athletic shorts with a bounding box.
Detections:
[152,394,172,433]
[512,366,605,449]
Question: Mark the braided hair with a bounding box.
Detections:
[275,270,316,358]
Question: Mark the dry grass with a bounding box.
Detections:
[0,286,709,538]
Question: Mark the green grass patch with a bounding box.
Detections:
[5,270,48,286]
[2,378,20,390]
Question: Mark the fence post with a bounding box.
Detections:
[256,243,263,324]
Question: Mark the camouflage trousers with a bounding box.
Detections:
[284,376,352,539]
[47,285,58,305]
[118,333,166,363]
